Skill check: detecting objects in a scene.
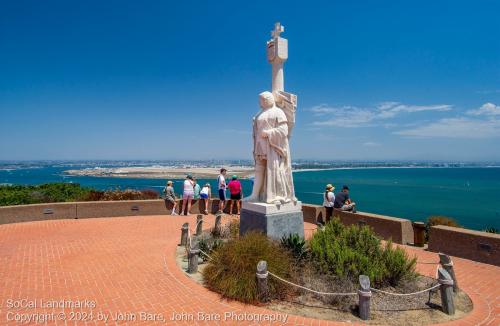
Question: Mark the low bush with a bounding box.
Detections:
[0,183,91,206]
[425,215,460,241]
[280,233,307,261]
[0,183,160,206]
[309,218,417,287]
[484,226,499,234]
[198,236,224,262]
[202,232,294,303]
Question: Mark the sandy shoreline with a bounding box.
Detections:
[64,166,255,179]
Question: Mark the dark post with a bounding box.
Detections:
[180,223,189,246]
[358,275,371,320]
[437,267,455,315]
[214,213,222,233]
[256,260,269,302]
[439,253,458,292]
[196,215,203,236]
[413,221,426,247]
[187,238,200,274]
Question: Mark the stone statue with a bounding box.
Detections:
[244,91,296,204]
[240,22,303,239]
[244,22,298,205]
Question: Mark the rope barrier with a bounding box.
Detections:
[199,248,213,260]
[370,284,441,296]
[417,261,440,265]
[267,271,357,296]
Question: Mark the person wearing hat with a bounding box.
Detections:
[163,180,178,215]
[334,185,356,212]
[322,184,336,224]
[227,175,243,215]
[181,174,195,215]
[199,183,211,214]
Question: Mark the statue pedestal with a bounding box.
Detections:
[240,201,304,239]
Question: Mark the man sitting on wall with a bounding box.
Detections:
[334,185,356,212]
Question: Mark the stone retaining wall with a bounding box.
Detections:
[428,225,500,266]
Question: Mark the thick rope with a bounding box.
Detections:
[267,271,357,296]
[417,261,440,265]
[370,283,441,296]
[199,248,213,260]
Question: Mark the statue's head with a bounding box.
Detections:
[259,91,275,110]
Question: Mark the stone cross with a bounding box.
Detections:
[271,22,284,38]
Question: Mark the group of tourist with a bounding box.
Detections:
[322,184,356,224]
[162,168,243,216]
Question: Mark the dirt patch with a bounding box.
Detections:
[175,247,473,325]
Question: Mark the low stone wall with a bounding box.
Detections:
[76,200,167,218]
[428,225,500,266]
[0,202,77,224]
[300,204,414,245]
[334,209,414,245]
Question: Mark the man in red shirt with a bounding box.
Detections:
[227,175,243,215]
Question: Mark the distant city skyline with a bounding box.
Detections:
[1,1,499,161]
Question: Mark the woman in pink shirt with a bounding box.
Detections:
[227,175,243,215]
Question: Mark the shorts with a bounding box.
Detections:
[218,189,226,201]
[164,196,175,204]
[200,193,209,199]
[183,192,194,200]
[230,193,241,200]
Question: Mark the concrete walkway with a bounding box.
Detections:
[0,215,498,325]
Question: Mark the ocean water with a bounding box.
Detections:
[1,164,499,230]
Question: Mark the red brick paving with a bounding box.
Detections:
[0,215,498,325]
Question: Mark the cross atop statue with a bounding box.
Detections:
[271,22,284,39]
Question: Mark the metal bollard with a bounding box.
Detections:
[180,223,189,246]
[358,275,372,320]
[196,215,203,236]
[439,253,458,292]
[256,260,269,302]
[437,267,455,315]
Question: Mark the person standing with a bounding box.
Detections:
[227,175,243,215]
[182,174,195,215]
[193,178,201,200]
[163,180,178,215]
[322,184,335,224]
[334,185,356,212]
[217,168,227,213]
[199,183,211,214]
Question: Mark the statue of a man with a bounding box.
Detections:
[245,91,296,204]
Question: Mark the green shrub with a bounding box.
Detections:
[425,215,460,241]
[0,183,92,206]
[202,232,294,303]
[309,218,417,286]
[484,226,499,234]
[198,237,223,262]
[280,233,307,261]
[0,183,160,206]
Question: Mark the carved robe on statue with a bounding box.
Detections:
[247,91,296,204]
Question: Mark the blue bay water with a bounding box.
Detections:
[1,165,499,230]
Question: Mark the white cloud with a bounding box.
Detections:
[393,117,500,138]
[310,102,452,128]
[311,105,376,127]
[362,141,381,147]
[467,102,500,116]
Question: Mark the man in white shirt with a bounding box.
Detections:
[217,168,227,213]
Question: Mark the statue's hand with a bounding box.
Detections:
[261,130,269,138]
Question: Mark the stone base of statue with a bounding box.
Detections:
[240,201,304,239]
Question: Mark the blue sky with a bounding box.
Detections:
[1,0,499,161]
